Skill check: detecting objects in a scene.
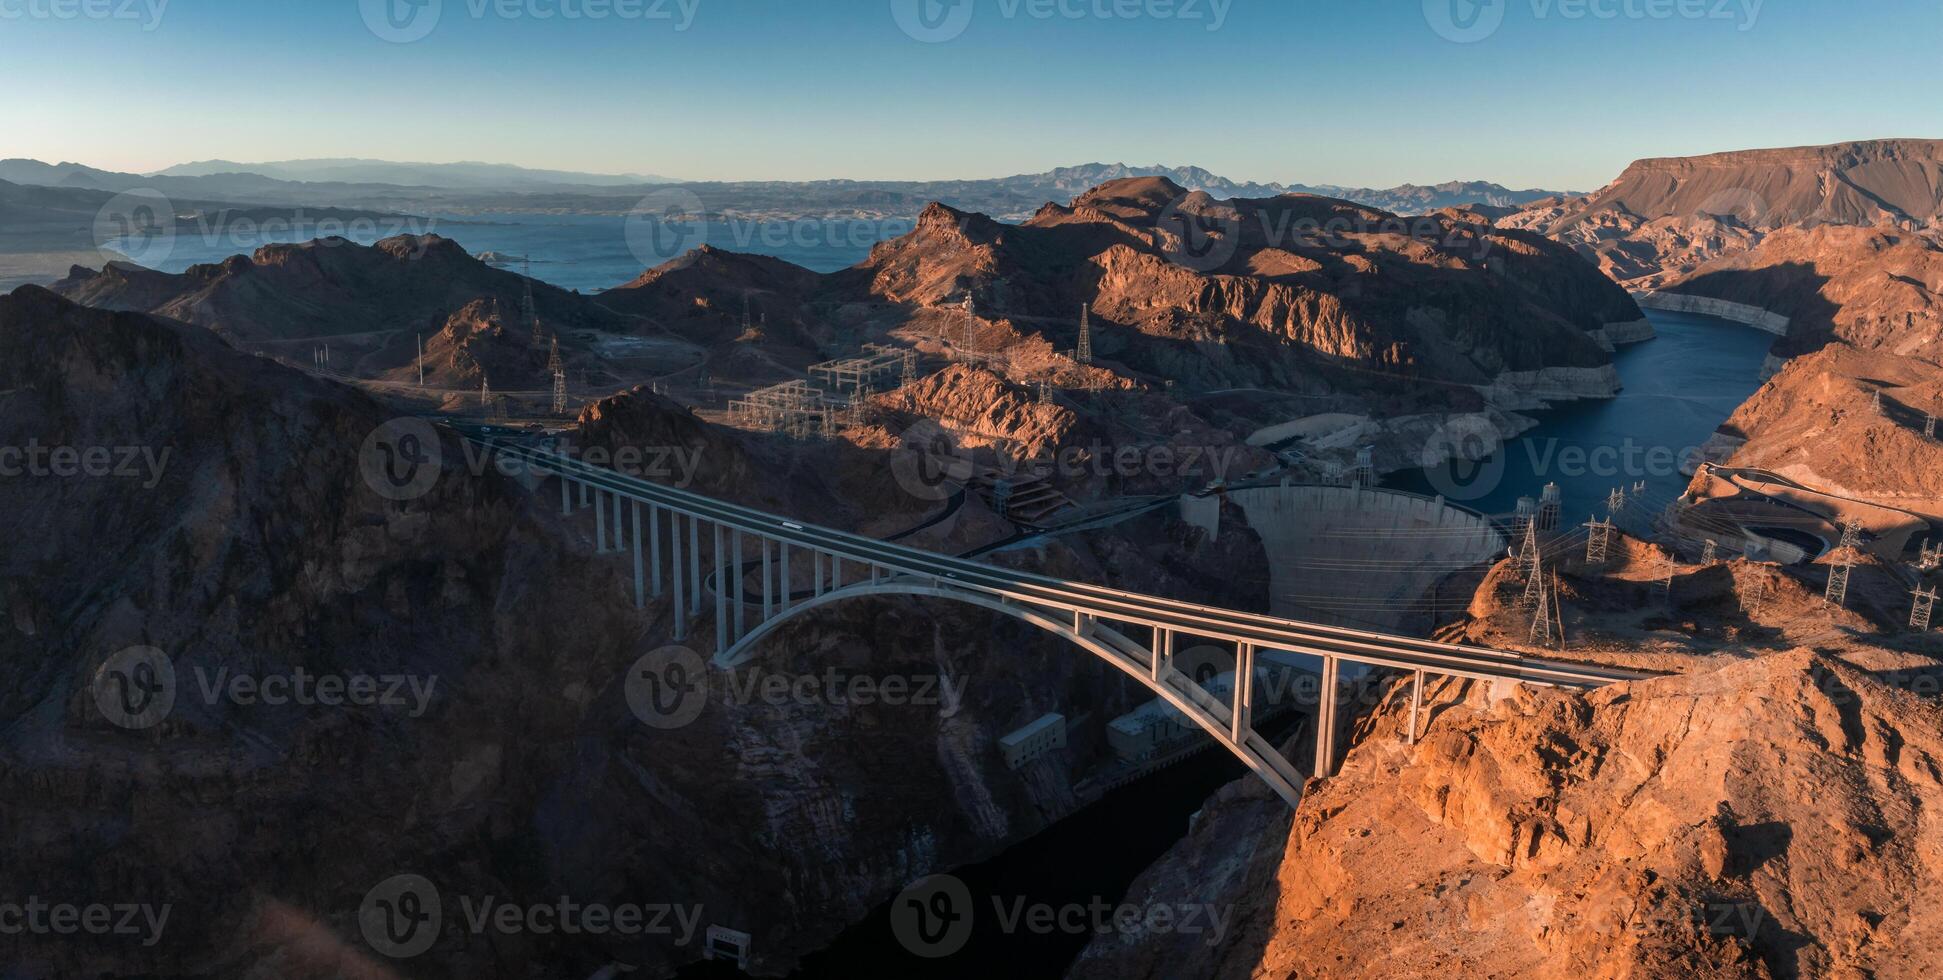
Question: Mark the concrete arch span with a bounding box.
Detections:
[713,579,1307,807]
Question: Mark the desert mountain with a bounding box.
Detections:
[1502,139,1943,288]
[602,177,1639,407]
[48,235,682,399]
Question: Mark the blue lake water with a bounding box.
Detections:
[1383,308,1778,532]
[136,211,909,290]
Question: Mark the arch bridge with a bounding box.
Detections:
[458,429,1651,808]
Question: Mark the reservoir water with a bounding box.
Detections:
[137,212,903,289]
[1384,308,1778,535]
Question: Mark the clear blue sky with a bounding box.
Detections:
[2,0,1937,190]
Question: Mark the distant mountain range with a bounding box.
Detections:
[151,158,678,189]
[997,163,1567,214]
[0,158,1567,221]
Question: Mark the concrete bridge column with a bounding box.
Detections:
[688,518,703,616]
[648,504,663,599]
[1314,656,1339,777]
[560,474,571,515]
[1408,670,1424,745]
[631,501,644,610]
[1231,642,1255,742]
[732,532,745,640]
[594,489,607,554]
[714,524,728,658]
[761,538,774,620]
[1151,627,1174,681]
[779,544,792,612]
[813,550,824,597]
[670,512,686,641]
[580,481,590,509]
[613,492,624,552]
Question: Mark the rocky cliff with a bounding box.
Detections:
[0,286,1283,976]
[1074,646,1943,980]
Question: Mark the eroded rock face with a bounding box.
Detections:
[1075,651,1943,980]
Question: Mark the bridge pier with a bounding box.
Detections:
[580,480,590,509]
[813,549,824,597]
[732,532,746,639]
[688,518,703,616]
[613,492,624,552]
[560,473,571,515]
[779,543,792,612]
[714,524,728,658]
[1151,627,1173,681]
[649,504,663,598]
[761,539,774,620]
[594,489,608,553]
[671,512,686,640]
[1408,669,1424,745]
[1315,656,1340,778]
[1230,643,1255,742]
[631,501,644,610]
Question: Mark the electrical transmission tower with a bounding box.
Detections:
[417,333,425,387]
[1520,553,1546,610]
[1076,303,1093,365]
[480,378,491,410]
[1826,521,1862,607]
[1530,570,1557,645]
[548,338,567,416]
[1912,587,1938,631]
[1037,380,1052,405]
[1927,413,1937,440]
[523,255,544,350]
[1702,539,1719,565]
[1746,578,1769,617]
[1607,486,1626,515]
[1584,516,1613,565]
[1512,518,1540,578]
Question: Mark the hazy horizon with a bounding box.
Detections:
[3,1,1938,190]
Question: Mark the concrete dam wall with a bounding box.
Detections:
[1199,484,1508,634]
